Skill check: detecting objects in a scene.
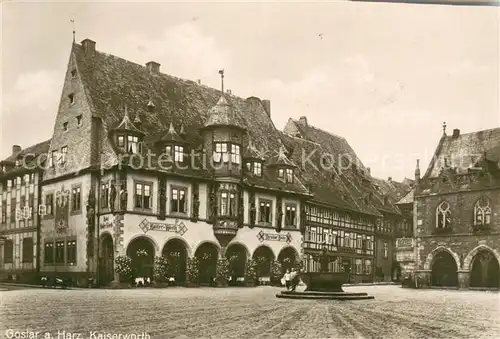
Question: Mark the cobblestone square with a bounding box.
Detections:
[1,285,499,339]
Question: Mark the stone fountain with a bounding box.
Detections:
[276,243,374,300]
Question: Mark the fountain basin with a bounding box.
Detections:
[300,272,349,292]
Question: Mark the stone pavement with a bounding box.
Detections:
[1,285,499,338]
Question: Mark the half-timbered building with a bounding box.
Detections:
[0,141,50,282]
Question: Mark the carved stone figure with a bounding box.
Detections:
[120,189,128,210]
[300,203,307,234]
[249,191,256,228]
[276,196,283,233]
[109,181,117,212]
[209,184,218,223]
[159,178,166,220]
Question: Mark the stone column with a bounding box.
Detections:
[457,270,470,290]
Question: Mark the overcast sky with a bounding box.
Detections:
[1,1,499,181]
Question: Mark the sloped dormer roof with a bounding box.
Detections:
[112,106,145,136]
[0,139,51,176]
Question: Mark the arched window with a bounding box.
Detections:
[436,201,451,228]
[474,197,491,226]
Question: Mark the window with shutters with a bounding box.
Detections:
[44,241,54,264]
[66,239,77,265]
[55,241,65,264]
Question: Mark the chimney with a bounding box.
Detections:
[452,129,460,138]
[298,116,308,126]
[146,61,160,75]
[12,145,22,156]
[81,39,96,57]
[197,79,201,85]
[262,99,271,117]
[226,89,232,95]
[367,167,371,176]
[388,177,392,182]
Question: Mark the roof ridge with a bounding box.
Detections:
[292,118,347,141]
[81,43,257,103]
[446,127,500,137]
[280,131,321,146]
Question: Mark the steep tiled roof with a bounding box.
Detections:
[280,132,381,217]
[424,127,500,178]
[0,139,51,176]
[397,188,414,205]
[72,42,309,195]
[112,106,145,135]
[284,118,402,216]
[372,177,413,203]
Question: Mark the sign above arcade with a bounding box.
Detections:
[139,218,188,236]
[257,230,292,244]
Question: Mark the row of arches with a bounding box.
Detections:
[99,234,299,285]
[429,246,500,288]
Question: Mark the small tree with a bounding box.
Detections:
[115,255,132,282]
[186,257,200,285]
[216,258,230,286]
[270,260,282,285]
[245,259,257,286]
[153,256,169,283]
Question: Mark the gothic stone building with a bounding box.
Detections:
[0,141,50,282]
[414,126,500,289]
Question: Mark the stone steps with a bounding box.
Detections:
[276,291,375,300]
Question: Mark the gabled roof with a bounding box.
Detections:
[371,177,413,203]
[71,41,309,195]
[397,188,414,205]
[424,127,500,178]
[0,139,51,176]
[284,118,402,216]
[112,106,144,135]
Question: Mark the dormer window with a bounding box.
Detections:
[68,93,75,105]
[127,135,141,154]
[76,115,82,126]
[278,169,284,179]
[71,69,77,78]
[63,122,68,131]
[117,136,125,148]
[286,168,294,183]
[174,145,184,163]
[253,162,262,176]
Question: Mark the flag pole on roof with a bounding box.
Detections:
[70,19,75,43]
[219,69,224,94]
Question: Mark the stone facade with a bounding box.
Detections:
[413,126,500,289]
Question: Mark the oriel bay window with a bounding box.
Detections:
[135,183,152,210]
[259,199,272,223]
[213,142,241,165]
[171,187,187,214]
[285,204,297,227]
[219,191,237,217]
[127,135,140,154]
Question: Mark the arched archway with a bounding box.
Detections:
[431,251,458,287]
[195,242,219,285]
[225,244,248,285]
[252,245,275,278]
[126,236,155,279]
[99,233,114,285]
[278,246,299,274]
[470,250,500,288]
[162,238,189,283]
